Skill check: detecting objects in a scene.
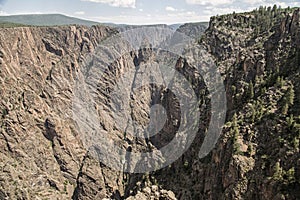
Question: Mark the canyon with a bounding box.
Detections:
[0,6,299,200]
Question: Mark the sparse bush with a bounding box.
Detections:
[272,161,283,181]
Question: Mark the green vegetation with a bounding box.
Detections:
[0,14,100,27]
[272,161,283,181]
[1,108,8,118]
[210,5,298,37]
[282,86,295,115]
[272,162,296,185]
[207,7,300,199]
[230,113,242,154]
[0,22,26,28]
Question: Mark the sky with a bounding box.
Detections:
[0,0,299,25]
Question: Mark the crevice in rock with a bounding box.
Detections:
[72,153,88,200]
[42,39,63,56]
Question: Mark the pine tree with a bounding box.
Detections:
[287,114,295,128]
[282,103,289,115]
[232,113,241,154]
[272,5,278,13]
[250,104,256,123]
[273,161,283,181]
[276,76,284,87]
[286,86,295,105]
[232,113,238,127]
[282,86,295,115]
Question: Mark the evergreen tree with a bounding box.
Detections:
[272,5,278,13]
[250,104,256,123]
[282,86,295,115]
[282,103,289,115]
[286,114,295,129]
[232,113,238,127]
[232,113,241,154]
[273,161,283,181]
[286,86,295,105]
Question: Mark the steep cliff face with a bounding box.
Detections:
[149,7,300,200]
[0,25,124,199]
[0,25,183,200]
[0,7,299,200]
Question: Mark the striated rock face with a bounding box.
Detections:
[0,7,300,200]
[0,25,123,199]
[0,24,204,199]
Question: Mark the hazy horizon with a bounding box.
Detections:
[0,0,299,25]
